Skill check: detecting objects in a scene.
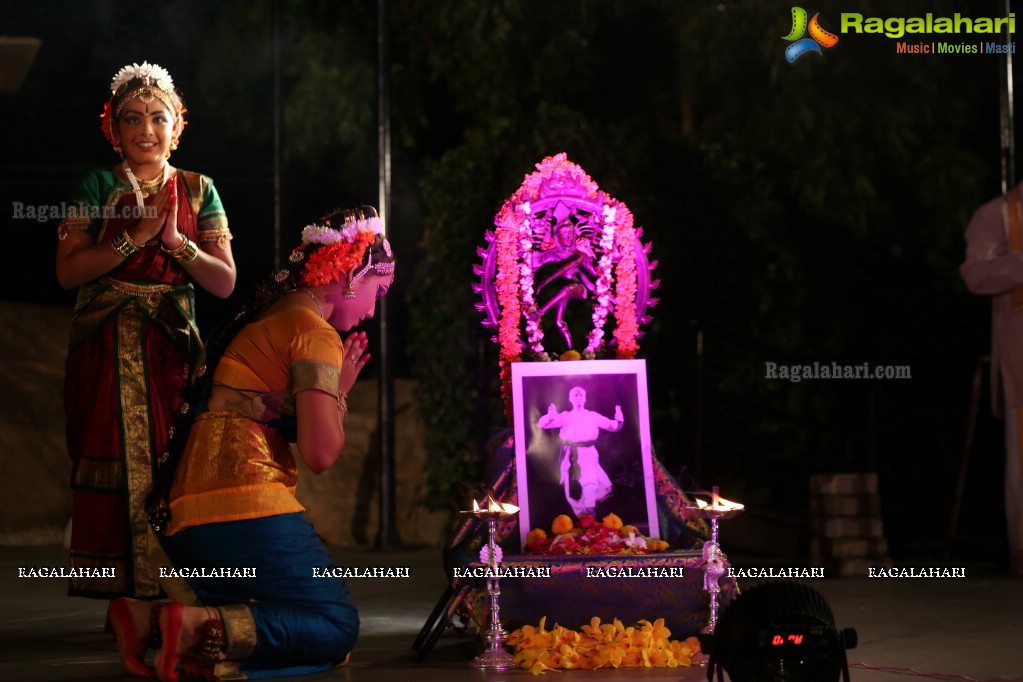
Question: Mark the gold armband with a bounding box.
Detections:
[198,227,233,250]
[57,217,91,241]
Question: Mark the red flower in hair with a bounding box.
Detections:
[100,99,116,148]
[300,232,375,286]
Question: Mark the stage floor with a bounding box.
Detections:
[1,545,1020,681]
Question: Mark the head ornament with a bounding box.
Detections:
[290,207,392,287]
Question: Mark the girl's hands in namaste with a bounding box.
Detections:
[339,331,369,396]
[158,177,183,250]
[131,174,178,246]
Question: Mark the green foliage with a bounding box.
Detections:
[196,0,378,177]
[410,135,510,508]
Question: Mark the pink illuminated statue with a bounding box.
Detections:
[526,202,602,349]
[475,154,658,376]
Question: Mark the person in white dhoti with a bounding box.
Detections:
[538,386,624,517]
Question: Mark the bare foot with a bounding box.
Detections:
[108,598,157,677]
[154,604,212,682]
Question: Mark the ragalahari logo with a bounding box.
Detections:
[783,7,839,62]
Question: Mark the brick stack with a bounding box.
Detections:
[809,473,892,577]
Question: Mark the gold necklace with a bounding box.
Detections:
[295,289,324,319]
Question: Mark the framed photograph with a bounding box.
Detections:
[511,359,659,546]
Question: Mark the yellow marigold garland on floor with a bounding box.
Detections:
[506,616,701,675]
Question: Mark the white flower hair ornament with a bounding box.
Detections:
[300,215,384,245]
[108,61,181,119]
[110,61,175,95]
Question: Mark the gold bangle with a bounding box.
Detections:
[178,239,199,263]
[162,236,199,263]
[338,394,349,421]
[161,234,188,256]
[111,230,142,259]
[161,234,187,253]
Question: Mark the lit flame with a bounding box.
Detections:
[472,495,519,514]
[695,496,744,511]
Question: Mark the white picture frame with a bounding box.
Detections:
[511,359,659,547]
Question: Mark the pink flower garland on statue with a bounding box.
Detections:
[611,201,639,358]
[495,206,523,416]
[519,202,543,355]
[586,204,617,357]
[489,153,648,414]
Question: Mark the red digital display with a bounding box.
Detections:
[771,634,804,646]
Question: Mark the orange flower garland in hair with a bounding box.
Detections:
[299,232,376,286]
[295,214,384,287]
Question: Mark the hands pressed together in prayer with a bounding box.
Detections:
[127,176,182,248]
[339,331,370,396]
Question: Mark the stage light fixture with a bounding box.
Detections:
[0,37,41,93]
[705,580,857,682]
